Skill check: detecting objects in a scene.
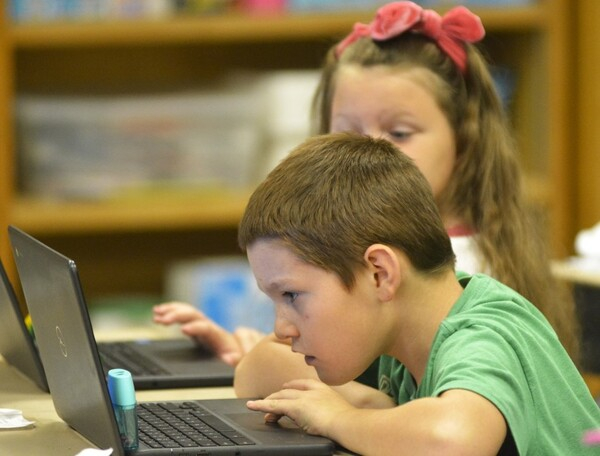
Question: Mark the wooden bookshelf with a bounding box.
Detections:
[9,8,549,48]
[0,1,575,300]
[583,372,600,400]
[576,1,600,231]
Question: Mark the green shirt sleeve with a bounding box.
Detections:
[427,325,535,453]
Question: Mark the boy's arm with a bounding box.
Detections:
[248,379,507,456]
[332,388,507,455]
[234,333,394,409]
[234,332,315,398]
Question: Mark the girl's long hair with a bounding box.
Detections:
[312,34,580,362]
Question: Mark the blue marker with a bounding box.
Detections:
[107,368,139,451]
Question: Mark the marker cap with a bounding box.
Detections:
[107,368,136,407]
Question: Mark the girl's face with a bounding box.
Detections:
[330,65,456,200]
[247,239,386,386]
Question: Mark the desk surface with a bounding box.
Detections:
[0,354,237,455]
[2,321,598,455]
[0,319,351,456]
[552,258,600,287]
[551,259,600,396]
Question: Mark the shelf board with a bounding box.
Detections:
[9,7,548,48]
[9,173,549,237]
[10,189,252,235]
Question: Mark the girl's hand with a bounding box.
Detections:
[246,378,353,438]
[153,302,264,366]
[153,302,205,327]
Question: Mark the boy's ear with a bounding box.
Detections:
[364,244,402,302]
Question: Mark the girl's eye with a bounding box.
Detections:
[283,291,298,304]
[389,129,412,140]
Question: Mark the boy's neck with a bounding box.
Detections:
[388,269,463,384]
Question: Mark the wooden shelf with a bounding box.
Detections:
[10,189,252,235]
[0,1,575,297]
[7,172,549,237]
[583,372,600,399]
[8,7,548,49]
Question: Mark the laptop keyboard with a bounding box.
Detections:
[137,402,256,448]
[99,342,169,376]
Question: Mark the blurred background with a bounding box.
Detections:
[0,1,598,389]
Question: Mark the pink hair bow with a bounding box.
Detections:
[334,22,372,59]
[335,1,485,74]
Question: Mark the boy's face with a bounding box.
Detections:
[247,238,385,386]
[330,65,456,201]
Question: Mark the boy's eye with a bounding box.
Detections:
[283,291,298,303]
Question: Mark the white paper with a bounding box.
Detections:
[575,222,600,258]
[0,408,35,429]
[75,448,113,456]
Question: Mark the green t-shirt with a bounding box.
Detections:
[379,272,600,455]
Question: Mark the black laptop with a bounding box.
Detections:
[6,227,234,390]
[0,227,233,390]
[9,225,335,455]
[0,257,49,392]
[0,252,232,392]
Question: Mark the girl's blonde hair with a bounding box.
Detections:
[312,34,580,362]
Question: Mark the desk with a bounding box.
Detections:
[1,317,351,456]
[3,320,597,455]
[0,354,237,455]
[552,259,600,398]
[552,258,600,288]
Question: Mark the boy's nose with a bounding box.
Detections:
[274,312,299,340]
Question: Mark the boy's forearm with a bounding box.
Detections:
[233,333,319,398]
[329,405,449,456]
[329,392,505,456]
[331,381,395,409]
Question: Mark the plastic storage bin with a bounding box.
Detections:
[17,90,263,200]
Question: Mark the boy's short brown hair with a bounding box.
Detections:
[238,132,455,290]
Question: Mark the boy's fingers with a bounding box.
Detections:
[264,412,282,423]
[247,401,283,423]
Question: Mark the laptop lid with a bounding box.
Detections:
[0,255,48,392]
[10,226,124,451]
[9,226,335,456]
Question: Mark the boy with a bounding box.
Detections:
[236,132,600,455]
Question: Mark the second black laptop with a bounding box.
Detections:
[7,226,233,390]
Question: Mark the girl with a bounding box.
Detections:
[154,1,580,370]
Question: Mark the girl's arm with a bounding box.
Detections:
[153,302,264,366]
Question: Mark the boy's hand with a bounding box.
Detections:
[152,302,264,366]
[246,378,353,437]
